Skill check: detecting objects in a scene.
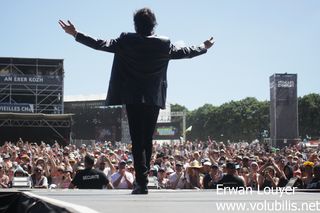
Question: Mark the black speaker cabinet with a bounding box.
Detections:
[270,74,298,148]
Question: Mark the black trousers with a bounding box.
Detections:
[126,104,160,186]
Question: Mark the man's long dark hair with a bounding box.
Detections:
[134,8,157,36]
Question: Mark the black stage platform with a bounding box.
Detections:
[1,189,319,213]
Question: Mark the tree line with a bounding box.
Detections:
[171,93,320,142]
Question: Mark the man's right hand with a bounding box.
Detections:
[59,20,77,37]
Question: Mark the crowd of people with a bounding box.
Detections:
[0,138,320,190]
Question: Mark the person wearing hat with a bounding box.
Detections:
[165,167,174,175]
[149,166,158,177]
[203,163,221,189]
[168,162,187,189]
[2,154,12,169]
[35,157,46,169]
[217,162,244,189]
[30,165,48,188]
[126,159,133,166]
[69,155,113,189]
[235,156,242,166]
[202,161,212,176]
[21,154,30,163]
[259,166,279,189]
[111,160,134,189]
[186,160,203,189]
[287,155,294,165]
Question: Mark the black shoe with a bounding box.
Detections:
[131,184,148,195]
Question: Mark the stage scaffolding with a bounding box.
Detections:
[0,57,71,144]
[0,57,64,114]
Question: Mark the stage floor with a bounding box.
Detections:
[23,189,319,213]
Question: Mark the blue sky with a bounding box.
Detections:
[1,0,319,110]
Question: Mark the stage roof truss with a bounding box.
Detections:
[0,112,72,141]
[0,118,71,128]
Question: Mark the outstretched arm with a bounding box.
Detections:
[170,36,215,60]
[58,19,119,53]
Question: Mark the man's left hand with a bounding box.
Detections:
[204,37,215,49]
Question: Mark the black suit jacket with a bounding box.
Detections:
[75,32,207,109]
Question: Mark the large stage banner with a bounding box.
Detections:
[0,75,63,85]
[0,103,34,113]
